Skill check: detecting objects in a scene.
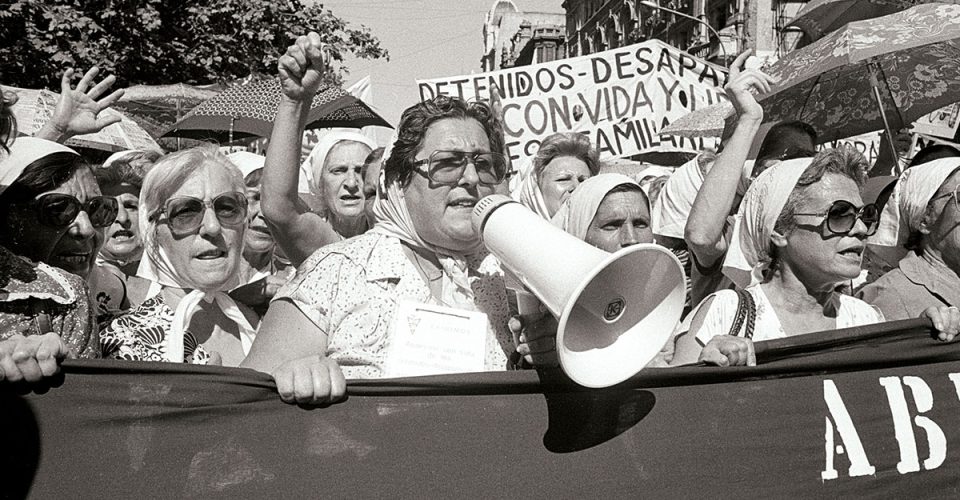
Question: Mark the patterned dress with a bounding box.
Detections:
[0,245,99,358]
[100,294,211,364]
[275,232,514,379]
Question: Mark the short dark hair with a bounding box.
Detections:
[773,145,868,236]
[910,144,960,167]
[756,121,818,166]
[533,132,600,179]
[0,152,86,206]
[94,151,160,190]
[383,96,504,187]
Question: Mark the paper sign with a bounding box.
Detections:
[912,103,960,140]
[416,39,727,164]
[384,301,488,377]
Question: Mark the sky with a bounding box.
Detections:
[318,0,565,143]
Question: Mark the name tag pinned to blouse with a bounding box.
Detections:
[384,300,488,377]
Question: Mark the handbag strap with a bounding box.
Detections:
[727,288,757,340]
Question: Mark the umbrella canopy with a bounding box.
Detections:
[659,101,733,138]
[6,87,162,153]
[161,78,392,142]
[761,3,960,144]
[785,0,960,43]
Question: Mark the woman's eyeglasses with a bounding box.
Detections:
[25,193,119,228]
[152,192,247,235]
[411,150,508,186]
[794,200,880,236]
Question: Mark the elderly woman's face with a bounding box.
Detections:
[585,189,654,252]
[156,166,245,292]
[362,157,381,227]
[539,156,591,216]
[405,118,496,252]
[925,172,960,272]
[9,167,106,279]
[99,184,142,263]
[318,141,373,221]
[244,183,274,255]
[781,173,868,286]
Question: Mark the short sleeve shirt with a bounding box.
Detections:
[275,232,514,379]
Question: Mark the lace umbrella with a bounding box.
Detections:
[161,78,391,142]
[785,0,960,43]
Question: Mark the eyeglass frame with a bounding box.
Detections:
[929,184,960,214]
[150,192,248,235]
[410,150,512,186]
[793,199,880,236]
[15,193,120,229]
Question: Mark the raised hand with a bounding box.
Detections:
[724,50,776,123]
[37,67,125,143]
[278,32,331,102]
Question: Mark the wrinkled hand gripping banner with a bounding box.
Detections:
[7,330,960,498]
[417,40,728,163]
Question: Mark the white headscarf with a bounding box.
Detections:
[369,131,481,310]
[101,149,145,170]
[0,137,77,196]
[226,151,266,179]
[298,130,377,194]
[136,159,256,363]
[722,158,812,289]
[551,173,643,241]
[870,157,960,248]
[516,166,552,220]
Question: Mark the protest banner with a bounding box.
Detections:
[8,324,960,498]
[825,131,883,165]
[416,40,727,163]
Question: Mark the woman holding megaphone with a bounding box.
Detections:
[243,33,517,404]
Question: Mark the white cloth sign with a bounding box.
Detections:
[384,301,488,377]
[416,40,726,164]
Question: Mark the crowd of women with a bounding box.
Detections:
[2,33,960,404]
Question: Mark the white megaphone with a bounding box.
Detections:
[471,195,686,388]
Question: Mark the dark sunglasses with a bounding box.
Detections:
[794,200,880,236]
[411,150,508,186]
[25,193,119,229]
[152,192,247,235]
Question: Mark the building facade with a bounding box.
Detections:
[481,0,567,71]
[562,0,808,65]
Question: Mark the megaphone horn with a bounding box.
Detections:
[472,195,685,388]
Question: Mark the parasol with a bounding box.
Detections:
[785,0,960,43]
[113,83,222,138]
[6,87,162,153]
[161,78,392,142]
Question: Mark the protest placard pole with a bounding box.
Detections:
[639,1,728,68]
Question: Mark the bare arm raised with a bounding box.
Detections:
[684,51,775,269]
[262,32,343,266]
